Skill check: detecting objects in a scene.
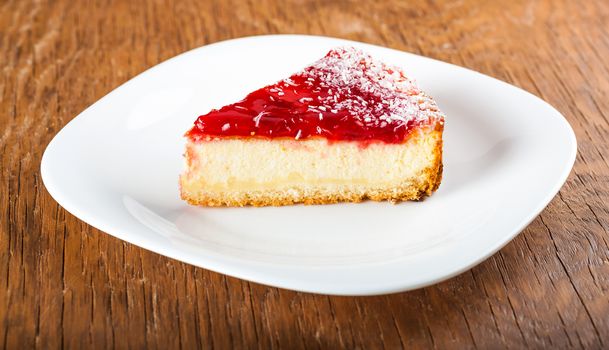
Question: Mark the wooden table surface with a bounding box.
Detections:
[2,0,609,348]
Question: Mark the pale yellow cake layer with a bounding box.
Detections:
[180,127,443,207]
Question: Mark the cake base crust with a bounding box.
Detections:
[181,161,442,207]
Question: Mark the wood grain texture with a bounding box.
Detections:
[2,0,609,348]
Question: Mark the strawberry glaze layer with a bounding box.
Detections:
[186,47,444,144]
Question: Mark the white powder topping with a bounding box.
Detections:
[253,111,267,127]
[296,47,444,128]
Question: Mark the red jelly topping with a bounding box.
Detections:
[187,47,444,144]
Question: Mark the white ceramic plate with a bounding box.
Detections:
[41,35,576,295]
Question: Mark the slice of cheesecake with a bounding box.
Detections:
[180,47,444,207]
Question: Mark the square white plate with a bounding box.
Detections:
[41,35,576,295]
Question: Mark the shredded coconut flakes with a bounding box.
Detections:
[296,47,444,128]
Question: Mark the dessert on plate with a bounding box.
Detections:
[180,47,445,206]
